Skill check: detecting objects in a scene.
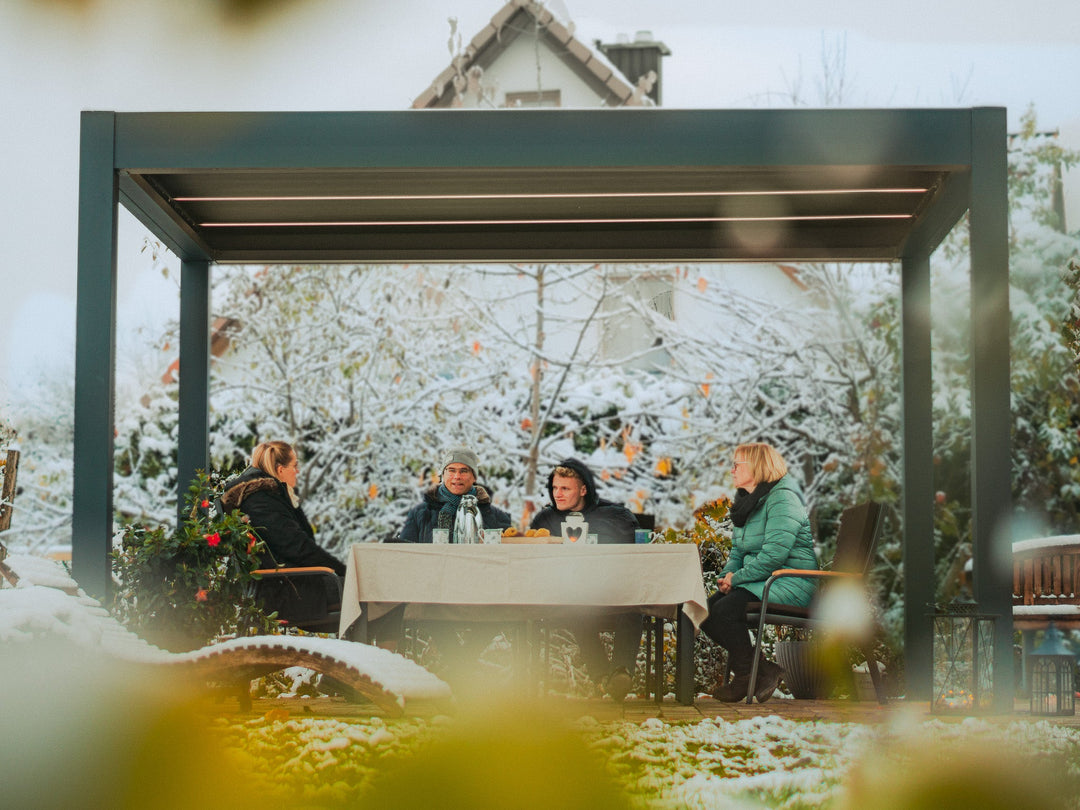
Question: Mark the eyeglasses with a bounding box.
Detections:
[731,460,749,471]
[444,466,474,477]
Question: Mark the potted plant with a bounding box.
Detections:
[773,627,834,699]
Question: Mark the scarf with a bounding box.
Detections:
[285,483,301,509]
[729,478,779,527]
[436,484,478,540]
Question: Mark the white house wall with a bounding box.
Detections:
[477,32,613,107]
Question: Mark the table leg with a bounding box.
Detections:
[342,603,369,643]
[675,608,695,705]
[510,623,530,697]
[651,617,664,703]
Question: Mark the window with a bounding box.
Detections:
[505,90,561,108]
[600,272,674,371]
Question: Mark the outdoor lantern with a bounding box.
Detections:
[931,599,996,714]
[1030,622,1076,716]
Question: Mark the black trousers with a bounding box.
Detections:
[699,587,756,675]
[565,612,643,681]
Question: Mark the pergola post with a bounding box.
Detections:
[968,106,1014,710]
[72,111,119,600]
[176,260,211,526]
[900,249,935,700]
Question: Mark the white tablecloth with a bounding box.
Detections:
[339,542,709,636]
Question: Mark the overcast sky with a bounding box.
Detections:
[2,0,1079,403]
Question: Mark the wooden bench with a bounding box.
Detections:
[0,449,18,533]
[1012,536,1080,630]
[1012,536,1080,692]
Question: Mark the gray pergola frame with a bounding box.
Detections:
[74,108,1011,707]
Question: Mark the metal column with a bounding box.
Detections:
[900,250,936,699]
[72,112,118,600]
[968,106,1014,710]
[176,260,211,526]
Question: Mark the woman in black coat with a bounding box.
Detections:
[221,441,345,574]
[221,441,352,635]
[222,440,401,647]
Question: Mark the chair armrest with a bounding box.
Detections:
[253,566,338,579]
[769,568,858,580]
[753,569,863,639]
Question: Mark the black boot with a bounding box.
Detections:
[711,674,750,702]
[712,641,755,702]
[752,659,784,703]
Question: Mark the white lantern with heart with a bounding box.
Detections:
[560,512,591,545]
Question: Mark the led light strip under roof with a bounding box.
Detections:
[201,214,914,228]
[175,187,928,202]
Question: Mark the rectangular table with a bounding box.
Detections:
[339,542,709,704]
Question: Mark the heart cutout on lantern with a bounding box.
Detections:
[566,527,583,542]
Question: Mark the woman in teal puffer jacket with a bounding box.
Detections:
[700,442,818,703]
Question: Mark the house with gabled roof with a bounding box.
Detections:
[157,2,810,380]
[411,0,670,109]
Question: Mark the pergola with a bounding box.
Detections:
[75,107,1011,706]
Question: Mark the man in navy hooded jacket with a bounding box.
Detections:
[530,458,641,701]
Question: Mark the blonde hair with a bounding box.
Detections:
[251,441,296,482]
[733,443,788,485]
[553,465,584,483]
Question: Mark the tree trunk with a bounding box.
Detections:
[523,265,545,526]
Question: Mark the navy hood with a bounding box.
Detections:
[545,457,599,511]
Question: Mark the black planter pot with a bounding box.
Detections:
[774,639,831,699]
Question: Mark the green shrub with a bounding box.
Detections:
[111,471,275,651]
[652,496,733,692]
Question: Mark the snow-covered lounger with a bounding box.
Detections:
[0,553,451,716]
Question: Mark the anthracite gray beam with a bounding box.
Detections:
[73,111,119,600]
[899,249,935,701]
[119,173,213,263]
[177,260,211,527]
[111,108,976,170]
[968,107,1014,710]
[901,169,972,262]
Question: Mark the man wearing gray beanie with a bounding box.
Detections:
[395,446,511,543]
[391,446,512,680]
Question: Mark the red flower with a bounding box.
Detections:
[200,499,210,509]
[195,588,208,602]
[205,532,222,547]
[247,533,257,554]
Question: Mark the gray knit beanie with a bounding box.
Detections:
[441,447,480,477]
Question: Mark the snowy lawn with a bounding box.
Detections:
[4,632,1080,808]
[204,704,1080,809]
[3,555,1079,808]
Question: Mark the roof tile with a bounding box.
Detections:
[583,55,613,83]
[546,18,573,45]
[470,23,498,52]
[489,1,517,29]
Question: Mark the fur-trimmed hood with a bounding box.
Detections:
[221,467,282,512]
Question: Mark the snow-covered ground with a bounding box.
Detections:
[5,551,1080,808]
[204,704,1080,807]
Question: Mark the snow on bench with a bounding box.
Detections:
[0,553,452,716]
[1012,536,1080,630]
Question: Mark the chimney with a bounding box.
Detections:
[596,30,671,106]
